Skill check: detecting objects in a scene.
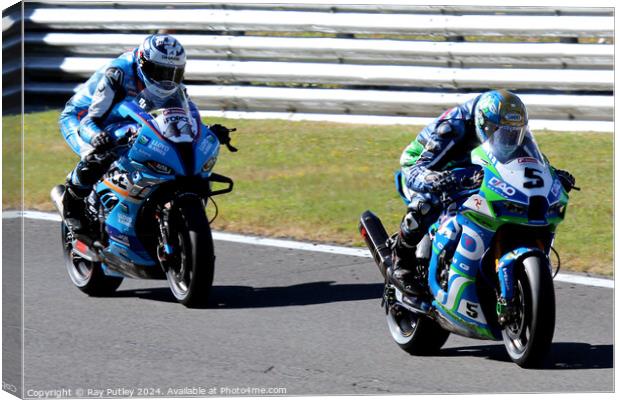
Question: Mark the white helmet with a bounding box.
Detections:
[137,34,186,86]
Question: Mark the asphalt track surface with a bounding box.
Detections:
[10,219,614,396]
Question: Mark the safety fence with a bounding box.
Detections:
[3,1,615,131]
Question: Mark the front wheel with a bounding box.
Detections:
[62,223,123,296]
[164,198,215,308]
[502,255,555,368]
[386,303,450,355]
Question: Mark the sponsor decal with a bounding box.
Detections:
[148,140,170,156]
[112,233,131,246]
[462,233,477,252]
[459,225,485,261]
[459,262,471,272]
[484,148,497,165]
[163,107,186,116]
[488,177,516,197]
[138,136,150,145]
[473,198,482,210]
[118,213,133,227]
[517,157,539,164]
[504,112,523,122]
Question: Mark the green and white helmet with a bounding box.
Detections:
[474,89,529,159]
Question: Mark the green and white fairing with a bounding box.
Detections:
[426,129,568,340]
[462,130,568,231]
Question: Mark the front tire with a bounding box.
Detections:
[164,198,215,307]
[386,303,450,355]
[62,223,123,296]
[502,255,555,368]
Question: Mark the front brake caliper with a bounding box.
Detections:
[496,297,517,327]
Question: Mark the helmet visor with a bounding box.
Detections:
[141,60,185,84]
[488,125,527,162]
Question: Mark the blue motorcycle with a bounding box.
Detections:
[360,131,575,367]
[52,83,236,307]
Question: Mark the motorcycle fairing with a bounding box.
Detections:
[424,141,567,340]
[94,96,220,278]
[429,211,497,340]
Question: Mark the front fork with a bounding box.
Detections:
[155,204,174,264]
[495,247,548,326]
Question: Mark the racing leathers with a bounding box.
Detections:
[390,96,482,295]
[58,49,202,233]
[390,95,576,296]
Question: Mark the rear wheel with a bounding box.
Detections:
[164,198,215,307]
[386,303,450,355]
[62,223,123,296]
[502,255,555,368]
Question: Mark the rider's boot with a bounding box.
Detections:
[62,182,92,236]
[388,233,427,297]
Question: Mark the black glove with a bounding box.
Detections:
[209,124,238,152]
[462,169,484,189]
[556,169,577,192]
[91,132,115,152]
[425,170,458,193]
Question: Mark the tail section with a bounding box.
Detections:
[359,210,392,278]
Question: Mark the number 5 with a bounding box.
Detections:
[524,168,544,188]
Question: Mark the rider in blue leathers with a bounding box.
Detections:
[390,89,576,296]
[59,34,232,234]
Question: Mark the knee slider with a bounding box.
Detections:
[409,197,432,216]
[401,210,420,233]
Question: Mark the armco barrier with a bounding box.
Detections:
[9,1,615,131]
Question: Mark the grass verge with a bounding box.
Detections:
[3,110,612,276]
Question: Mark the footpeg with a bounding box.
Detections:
[382,285,396,307]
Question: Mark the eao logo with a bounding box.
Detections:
[488,177,516,197]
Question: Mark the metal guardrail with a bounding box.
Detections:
[26,56,614,91]
[24,8,614,37]
[30,1,616,17]
[22,33,614,69]
[25,83,613,122]
[14,2,616,130]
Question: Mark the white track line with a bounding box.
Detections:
[4,210,613,289]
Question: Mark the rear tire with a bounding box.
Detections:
[62,223,123,296]
[386,304,450,355]
[164,198,215,308]
[502,255,555,368]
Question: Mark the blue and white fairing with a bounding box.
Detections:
[94,83,221,277]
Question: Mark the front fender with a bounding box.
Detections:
[497,247,548,301]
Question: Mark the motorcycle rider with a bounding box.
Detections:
[59,33,233,235]
[390,89,576,296]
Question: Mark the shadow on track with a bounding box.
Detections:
[112,281,383,308]
[440,342,612,370]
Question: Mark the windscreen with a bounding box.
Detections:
[487,127,545,164]
[134,81,197,143]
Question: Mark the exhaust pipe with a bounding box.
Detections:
[359,210,392,278]
[50,184,65,216]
